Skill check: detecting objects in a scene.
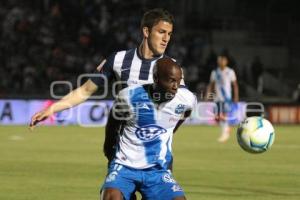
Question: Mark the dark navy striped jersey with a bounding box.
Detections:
[90,48,182,91]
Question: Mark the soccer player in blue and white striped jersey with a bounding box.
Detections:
[206,54,239,143]
[101,58,196,200]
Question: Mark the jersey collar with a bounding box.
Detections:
[136,47,163,62]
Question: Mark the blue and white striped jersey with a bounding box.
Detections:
[91,48,163,89]
[210,67,237,102]
[112,84,197,169]
[90,48,183,91]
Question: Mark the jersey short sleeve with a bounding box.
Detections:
[188,92,197,113]
[90,52,116,87]
[230,69,237,82]
[210,70,216,82]
[177,88,197,118]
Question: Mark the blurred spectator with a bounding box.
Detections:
[251,56,264,93]
[221,48,237,71]
[293,84,300,102]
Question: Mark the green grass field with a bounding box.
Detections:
[0,125,300,200]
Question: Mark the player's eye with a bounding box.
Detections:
[169,78,176,83]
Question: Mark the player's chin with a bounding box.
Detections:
[155,47,166,55]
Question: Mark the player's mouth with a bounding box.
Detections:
[168,89,177,96]
[160,43,167,48]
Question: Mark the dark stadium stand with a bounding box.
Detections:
[0,0,299,103]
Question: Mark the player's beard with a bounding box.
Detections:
[147,36,164,57]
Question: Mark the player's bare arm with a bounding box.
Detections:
[29,79,98,129]
[103,110,123,162]
[233,80,239,102]
[206,81,215,101]
[104,97,130,161]
[173,110,192,134]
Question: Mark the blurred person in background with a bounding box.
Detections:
[251,56,264,94]
[206,54,239,143]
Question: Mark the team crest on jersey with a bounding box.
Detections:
[135,124,167,142]
[175,104,185,114]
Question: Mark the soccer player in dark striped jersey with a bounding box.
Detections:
[91,8,179,91]
[29,8,181,200]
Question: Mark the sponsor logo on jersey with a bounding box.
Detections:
[135,124,167,141]
[162,173,177,184]
[105,171,118,182]
[171,184,183,192]
[175,104,185,114]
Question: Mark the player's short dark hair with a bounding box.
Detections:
[153,57,181,79]
[218,53,229,60]
[141,8,174,31]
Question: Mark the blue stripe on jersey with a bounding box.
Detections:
[129,86,155,126]
[215,69,231,102]
[120,49,135,86]
[129,86,163,166]
[161,135,172,169]
[139,60,151,80]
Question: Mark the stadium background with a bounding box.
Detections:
[1,0,300,124]
[0,1,300,200]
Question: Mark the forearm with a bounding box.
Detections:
[173,110,192,134]
[206,82,214,101]
[173,119,185,134]
[104,111,122,161]
[47,80,97,114]
[233,82,239,101]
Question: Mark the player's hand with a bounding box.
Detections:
[29,109,52,130]
[96,59,106,72]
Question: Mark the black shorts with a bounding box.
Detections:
[215,101,231,115]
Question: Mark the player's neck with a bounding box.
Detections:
[148,85,170,104]
[139,41,159,60]
[219,66,227,71]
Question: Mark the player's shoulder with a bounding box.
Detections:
[111,48,135,60]
[118,84,147,99]
[177,86,195,98]
[115,48,135,55]
[176,86,197,105]
[226,66,235,73]
[211,68,217,74]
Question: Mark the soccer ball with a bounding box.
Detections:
[237,116,275,153]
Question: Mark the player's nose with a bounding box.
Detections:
[171,82,178,93]
[162,33,169,42]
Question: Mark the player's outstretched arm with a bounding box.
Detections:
[29,79,98,130]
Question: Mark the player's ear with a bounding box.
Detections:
[142,27,150,38]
